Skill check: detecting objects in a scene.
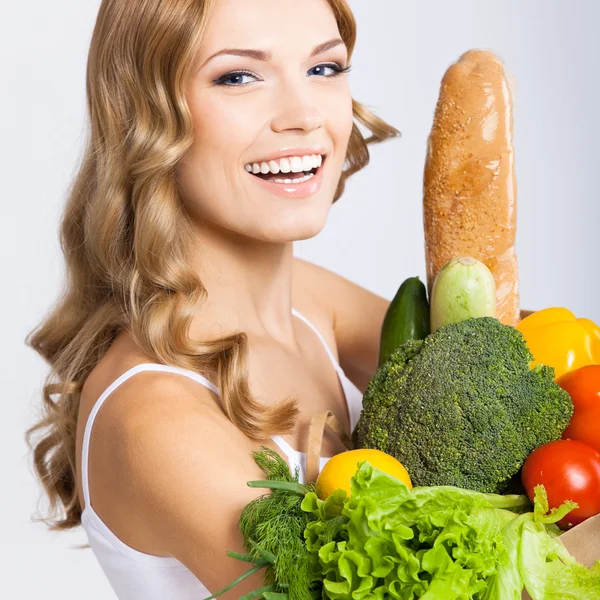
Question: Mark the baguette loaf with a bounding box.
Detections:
[423,49,520,326]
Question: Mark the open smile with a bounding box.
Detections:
[244,151,327,199]
[245,153,323,182]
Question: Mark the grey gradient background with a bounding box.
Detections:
[3,0,599,597]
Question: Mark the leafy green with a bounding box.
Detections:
[301,463,599,600]
[302,461,528,599]
[215,453,600,600]
[238,447,317,600]
[207,447,318,600]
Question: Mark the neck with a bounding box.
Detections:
[188,222,298,346]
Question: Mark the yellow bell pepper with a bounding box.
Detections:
[516,307,600,380]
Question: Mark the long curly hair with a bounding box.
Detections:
[25,0,400,533]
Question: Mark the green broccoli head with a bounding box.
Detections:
[355,317,573,494]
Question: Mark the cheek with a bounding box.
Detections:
[177,94,254,215]
[187,94,251,168]
[326,90,354,161]
[340,102,355,154]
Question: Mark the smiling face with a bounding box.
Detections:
[177,0,354,244]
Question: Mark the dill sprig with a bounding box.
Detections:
[240,448,318,600]
[207,447,319,600]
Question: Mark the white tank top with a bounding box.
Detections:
[80,307,364,599]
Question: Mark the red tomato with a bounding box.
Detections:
[557,365,600,452]
[521,440,600,528]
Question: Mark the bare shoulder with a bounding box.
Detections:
[292,256,388,322]
[293,257,390,389]
[80,357,270,596]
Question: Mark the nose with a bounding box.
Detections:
[270,82,324,134]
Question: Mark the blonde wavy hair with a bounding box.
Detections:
[25,0,400,533]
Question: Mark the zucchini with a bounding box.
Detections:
[378,276,430,367]
[430,257,496,333]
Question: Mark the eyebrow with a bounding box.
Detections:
[199,38,345,69]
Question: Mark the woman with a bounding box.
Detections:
[25,0,399,597]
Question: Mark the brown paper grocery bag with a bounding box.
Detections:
[305,410,354,483]
[310,312,599,598]
[521,514,600,599]
[308,413,600,599]
[560,514,600,568]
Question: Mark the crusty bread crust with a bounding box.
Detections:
[424,49,520,326]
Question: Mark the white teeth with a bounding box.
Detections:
[272,172,315,184]
[244,154,324,175]
[290,157,304,173]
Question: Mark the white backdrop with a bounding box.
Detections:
[3,1,598,597]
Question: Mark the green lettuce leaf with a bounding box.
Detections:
[303,462,530,599]
[301,464,600,600]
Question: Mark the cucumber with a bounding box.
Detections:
[378,276,430,367]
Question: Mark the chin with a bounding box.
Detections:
[251,198,331,243]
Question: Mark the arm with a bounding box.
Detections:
[101,376,273,598]
[294,258,390,392]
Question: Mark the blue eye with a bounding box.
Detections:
[308,63,352,78]
[213,63,351,87]
[213,71,259,87]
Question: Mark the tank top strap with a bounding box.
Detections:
[270,434,309,483]
[270,433,299,458]
[81,363,219,509]
[291,307,342,373]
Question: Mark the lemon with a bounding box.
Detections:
[316,448,412,499]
